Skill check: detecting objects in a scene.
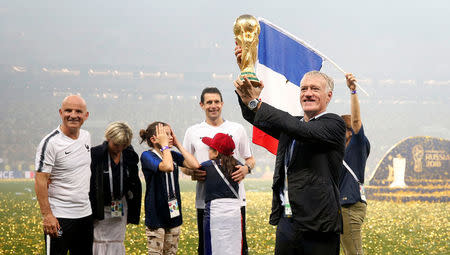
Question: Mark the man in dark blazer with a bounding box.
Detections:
[233,67,346,254]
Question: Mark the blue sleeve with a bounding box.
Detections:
[171,151,184,166]
[352,125,364,139]
[353,125,370,155]
[200,160,212,171]
[140,151,161,174]
[200,161,213,184]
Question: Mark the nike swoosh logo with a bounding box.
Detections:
[65,151,71,155]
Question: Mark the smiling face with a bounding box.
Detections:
[300,75,332,121]
[200,93,224,123]
[59,95,89,136]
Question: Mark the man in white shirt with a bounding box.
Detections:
[183,87,255,255]
[35,95,93,255]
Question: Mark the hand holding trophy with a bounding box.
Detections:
[233,14,261,87]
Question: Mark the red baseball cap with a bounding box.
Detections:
[201,133,235,156]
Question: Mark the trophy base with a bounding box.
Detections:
[240,72,259,82]
[240,72,261,87]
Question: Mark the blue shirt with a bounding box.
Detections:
[339,125,370,205]
[201,160,240,204]
[141,149,184,228]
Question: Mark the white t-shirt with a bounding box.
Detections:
[183,120,252,209]
[35,126,92,218]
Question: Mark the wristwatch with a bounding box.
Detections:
[245,164,252,174]
[248,98,261,110]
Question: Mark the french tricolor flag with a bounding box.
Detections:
[254,18,324,154]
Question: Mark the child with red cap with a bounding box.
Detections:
[200,133,243,255]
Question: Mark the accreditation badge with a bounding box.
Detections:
[359,184,367,202]
[111,200,123,217]
[168,198,180,218]
[284,203,293,217]
[283,187,293,217]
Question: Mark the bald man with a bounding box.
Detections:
[35,95,93,255]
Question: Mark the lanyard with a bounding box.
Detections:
[343,160,362,184]
[108,153,123,200]
[212,160,239,199]
[150,148,177,199]
[284,140,296,192]
[165,171,176,199]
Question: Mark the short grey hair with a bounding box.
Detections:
[300,71,334,92]
[105,121,133,147]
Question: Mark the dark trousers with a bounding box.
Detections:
[197,207,248,255]
[197,209,205,255]
[241,206,248,255]
[44,215,93,255]
[275,217,340,255]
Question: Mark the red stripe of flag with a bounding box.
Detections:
[252,126,278,155]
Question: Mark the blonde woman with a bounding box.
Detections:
[89,121,142,255]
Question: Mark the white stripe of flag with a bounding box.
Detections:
[253,18,323,154]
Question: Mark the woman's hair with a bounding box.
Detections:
[139,121,168,148]
[216,152,239,178]
[105,121,133,147]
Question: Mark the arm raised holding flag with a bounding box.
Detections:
[339,73,371,255]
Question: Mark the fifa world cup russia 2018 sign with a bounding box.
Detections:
[367,136,449,202]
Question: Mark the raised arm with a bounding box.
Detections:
[234,78,282,139]
[171,127,200,170]
[256,102,345,148]
[182,128,206,181]
[235,77,344,148]
[346,73,362,134]
[155,123,174,172]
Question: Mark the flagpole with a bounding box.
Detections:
[258,18,370,96]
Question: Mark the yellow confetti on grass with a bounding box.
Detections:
[0,180,448,254]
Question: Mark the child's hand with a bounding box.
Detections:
[154,123,169,147]
[170,127,181,149]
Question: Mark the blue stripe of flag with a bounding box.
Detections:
[258,20,323,86]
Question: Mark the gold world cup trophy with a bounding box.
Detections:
[233,14,261,84]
